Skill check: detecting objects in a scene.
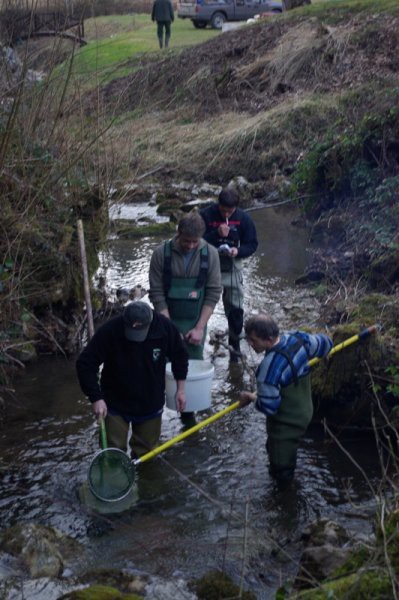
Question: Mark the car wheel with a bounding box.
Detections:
[193,20,207,28]
[210,11,226,29]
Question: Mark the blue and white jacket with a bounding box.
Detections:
[255,331,333,416]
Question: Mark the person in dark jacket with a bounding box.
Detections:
[76,301,188,458]
[200,188,258,362]
[239,314,333,485]
[151,0,174,49]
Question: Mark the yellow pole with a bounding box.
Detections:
[308,324,378,368]
[134,324,378,466]
[134,401,240,465]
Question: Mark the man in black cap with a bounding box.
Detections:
[76,301,189,458]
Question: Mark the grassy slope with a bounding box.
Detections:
[70,14,219,85]
[74,0,397,187]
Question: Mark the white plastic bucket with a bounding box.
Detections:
[165,359,214,411]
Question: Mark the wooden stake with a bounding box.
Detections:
[77,219,95,340]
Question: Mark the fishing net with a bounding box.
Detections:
[88,448,136,502]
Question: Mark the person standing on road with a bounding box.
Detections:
[149,212,222,428]
[238,314,333,485]
[151,0,174,49]
[200,188,258,362]
[76,301,188,458]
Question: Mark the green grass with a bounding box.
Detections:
[295,0,399,21]
[68,14,219,85]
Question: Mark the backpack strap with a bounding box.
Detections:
[195,245,208,289]
[272,334,304,386]
[163,241,173,293]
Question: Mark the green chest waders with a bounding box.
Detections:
[167,276,205,359]
[266,374,313,480]
[163,242,208,360]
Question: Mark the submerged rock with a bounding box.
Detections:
[0,523,82,579]
[295,518,359,589]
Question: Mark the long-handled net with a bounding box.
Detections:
[88,447,136,502]
[88,418,135,502]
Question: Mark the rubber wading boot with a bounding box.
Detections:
[180,412,196,429]
[227,307,243,362]
[228,335,241,363]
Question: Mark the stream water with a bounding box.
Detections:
[0,206,381,599]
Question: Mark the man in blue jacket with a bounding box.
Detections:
[76,301,188,458]
[200,188,258,362]
[239,314,333,485]
[151,0,174,49]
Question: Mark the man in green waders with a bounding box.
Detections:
[238,314,333,486]
[149,212,222,428]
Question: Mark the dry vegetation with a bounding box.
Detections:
[82,10,399,184]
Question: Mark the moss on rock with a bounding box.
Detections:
[350,293,399,334]
[156,199,184,215]
[291,567,393,599]
[110,220,175,238]
[330,544,371,578]
[192,570,256,600]
[311,322,383,425]
[367,250,399,291]
[59,584,142,600]
[376,507,399,567]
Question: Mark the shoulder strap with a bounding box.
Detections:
[163,241,172,292]
[195,244,209,289]
[163,241,208,291]
[272,334,304,386]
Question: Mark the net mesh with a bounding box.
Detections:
[88,448,136,502]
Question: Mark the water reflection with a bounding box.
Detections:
[109,202,169,224]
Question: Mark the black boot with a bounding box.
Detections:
[227,307,243,362]
[228,335,241,362]
[180,412,196,429]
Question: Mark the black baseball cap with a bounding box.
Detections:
[123,301,153,342]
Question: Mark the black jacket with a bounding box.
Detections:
[76,311,188,417]
[200,203,258,259]
[152,0,174,22]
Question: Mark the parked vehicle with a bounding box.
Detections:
[177,0,282,29]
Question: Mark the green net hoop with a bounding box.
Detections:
[88,448,136,502]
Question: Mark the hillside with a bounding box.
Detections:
[87,2,399,182]
[98,10,399,117]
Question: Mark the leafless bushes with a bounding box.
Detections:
[0,26,111,384]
